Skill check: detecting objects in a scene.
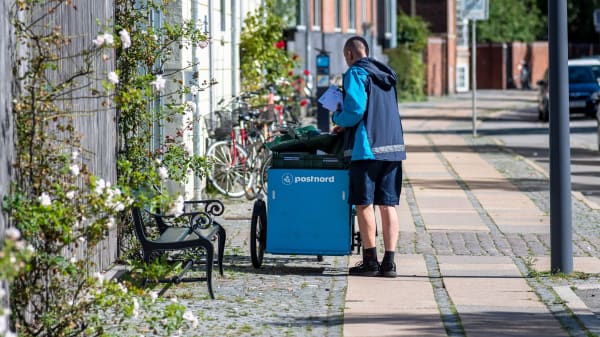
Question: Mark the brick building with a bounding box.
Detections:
[285,0,397,90]
[397,0,553,94]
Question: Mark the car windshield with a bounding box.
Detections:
[569,66,598,84]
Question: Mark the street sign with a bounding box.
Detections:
[462,0,489,21]
[594,9,600,32]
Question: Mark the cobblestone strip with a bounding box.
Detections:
[425,254,466,337]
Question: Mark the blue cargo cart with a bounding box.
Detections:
[250,152,361,268]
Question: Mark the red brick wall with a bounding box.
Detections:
[426,37,446,96]
[530,42,549,87]
[510,42,528,89]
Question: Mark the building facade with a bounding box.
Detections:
[285,0,397,91]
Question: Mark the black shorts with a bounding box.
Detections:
[348,160,403,206]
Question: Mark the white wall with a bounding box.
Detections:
[165,0,262,198]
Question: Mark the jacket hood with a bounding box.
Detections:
[353,57,397,89]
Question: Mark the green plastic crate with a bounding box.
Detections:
[271,152,347,169]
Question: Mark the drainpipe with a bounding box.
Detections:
[231,0,238,95]
[192,0,202,199]
[208,0,215,131]
[305,0,311,87]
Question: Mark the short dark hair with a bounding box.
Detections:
[344,36,369,56]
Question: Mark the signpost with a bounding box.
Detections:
[462,0,489,136]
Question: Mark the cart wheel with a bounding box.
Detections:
[317,255,324,262]
[250,199,267,268]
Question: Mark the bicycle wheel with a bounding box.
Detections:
[258,154,272,195]
[206,140,249,198]
[250,199,267,268]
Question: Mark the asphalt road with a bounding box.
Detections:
[473,90,600,207]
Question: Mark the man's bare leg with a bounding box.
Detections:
[356,204,376,248]
[378,205,399,277]
[378,205,399,251]
[349,204,380,276]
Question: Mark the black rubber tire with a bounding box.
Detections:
[250,199,267,268]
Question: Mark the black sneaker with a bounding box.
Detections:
[348,261,380,277]
[379,261,397,278]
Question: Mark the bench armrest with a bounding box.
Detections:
[145,208,215,233]
[183,199,224,217]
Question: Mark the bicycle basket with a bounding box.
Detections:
[208,112,234,140]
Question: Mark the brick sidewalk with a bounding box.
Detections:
[344,90,600,337]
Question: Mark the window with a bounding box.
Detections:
[220,0,226,32]
[335,0,341,29]
[348,0,356,30]
[312,0,321,29]
[385,0,392,35]
[296,0,305,27]
[456,64,469,92]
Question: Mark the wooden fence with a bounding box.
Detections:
[1,2,119,272]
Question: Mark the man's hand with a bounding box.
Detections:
[332,125,344,134]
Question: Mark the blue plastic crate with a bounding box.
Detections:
[266,168,351,255]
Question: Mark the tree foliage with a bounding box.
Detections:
[536,0,600,43]
[476,0,544,43]
[239,0,296,93]
[385,11,429,101]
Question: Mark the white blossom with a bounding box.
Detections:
[198,40,209,49]
[108,71,119,84]
[157,166,169,180]
[94,179,106,194]
[24,244,35,253]
[151,34,158,41]
[117,282,128,294]
[5,227,21,241]
[150,75,166,91]
[70,256,77,264]
[113,202,125,212]
[155,158,162,165]
[69,163,80,176]
[102,32,114,45]
[148,291,159,302]
[183,310,199,328]
[93,272,104,283]
[92,35,105,47]
[185,101,196,113]
[66,190,76,200]
[71,150,79,160]
[14,241,25,251]
[78,236,86,243]
[119,29,131,49]
[38,192,52,206]
[190,85,199,95]
[105,217,115,229]
[166,196,184,217]
[132,297,139,318]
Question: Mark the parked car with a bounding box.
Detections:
[536,58,600,121]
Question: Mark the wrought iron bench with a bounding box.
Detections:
[131,199,226,299]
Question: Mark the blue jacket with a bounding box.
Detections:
[332,57,406,161]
